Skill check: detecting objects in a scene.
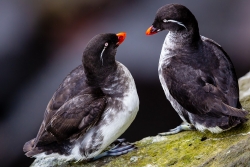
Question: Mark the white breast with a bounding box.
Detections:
[98,64,139,153]
[78,63,139,159]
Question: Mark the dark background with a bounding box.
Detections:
[0,0,249,167]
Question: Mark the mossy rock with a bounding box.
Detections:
[239,71,250,111]
[31,72,250,167]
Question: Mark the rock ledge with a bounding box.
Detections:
[31,72,250,167]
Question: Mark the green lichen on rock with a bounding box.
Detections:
[239,72,250,112]
[241,96,250,112]
[31,72,250,167]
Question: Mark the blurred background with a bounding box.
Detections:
[0,0,249,166]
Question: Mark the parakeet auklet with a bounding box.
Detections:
[23,32,139,161]
[146,4,248,135]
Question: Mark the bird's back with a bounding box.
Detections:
[23,64,105,156]
[201,36,241,108]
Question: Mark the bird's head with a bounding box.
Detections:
[146,4,198,35]
[82,32,126,85]
[83,32,126,67]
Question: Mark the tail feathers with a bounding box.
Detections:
[24,141,72,157]
[193,112,247,132]
[208,101,248,130]
[219,116,247,130]
[25,148,44,157]
[214,102,248,118]
[24,138,44,157]
[23,138,35,152]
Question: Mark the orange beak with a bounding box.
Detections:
[116,32,126,45]
[146,26,158,35]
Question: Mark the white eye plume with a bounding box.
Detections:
[100,42,109,66]
[163,19,187,30]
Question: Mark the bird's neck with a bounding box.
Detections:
[167,27,201,49]
[83,61,117,87]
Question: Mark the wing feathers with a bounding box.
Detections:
[213,102,248,118]
[45,95,106,141]
[29,94,106,149]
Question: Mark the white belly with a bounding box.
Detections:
[77,63,139,160]
[87,88,139,158]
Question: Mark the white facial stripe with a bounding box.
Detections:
[100,43,109,66]
[100,47,106,66]
[163,19,187,30]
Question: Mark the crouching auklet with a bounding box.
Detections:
[23,32,139,161]
[146,4,248,135]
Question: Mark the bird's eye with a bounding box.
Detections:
[104,42,109,47]
[163,19,168,23]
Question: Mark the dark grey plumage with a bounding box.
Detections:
[23,33,139,160]
[146,4,248,134]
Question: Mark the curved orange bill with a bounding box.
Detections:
[116,32,126,45]
[146,26,158,35]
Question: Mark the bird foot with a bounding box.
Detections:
[92,138,136,160]
[158,123,195,136]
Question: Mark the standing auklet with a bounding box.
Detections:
[146,4,248,135]
[23,32,139,161]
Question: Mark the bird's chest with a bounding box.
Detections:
[158,39,188,122]
[101,84,139,136]
[158,60,173,104]
[158,42,174,100]
[159,61,188,123]
[78,76,139,158]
